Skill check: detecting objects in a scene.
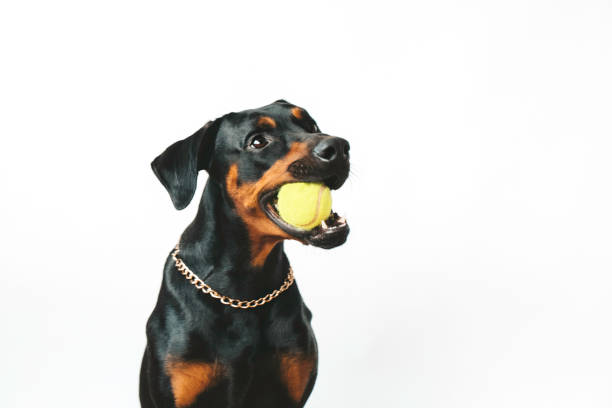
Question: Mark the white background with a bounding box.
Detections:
[1,1,611,407]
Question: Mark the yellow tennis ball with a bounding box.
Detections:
[277,182,332,230]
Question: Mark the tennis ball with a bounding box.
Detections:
[277,182,332,230]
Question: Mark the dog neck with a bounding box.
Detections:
[177,179,290,301]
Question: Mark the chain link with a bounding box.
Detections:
[171,244,294,309]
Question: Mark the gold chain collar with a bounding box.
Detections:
[171,244,295,309]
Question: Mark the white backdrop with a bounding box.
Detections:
[1,1,611,407]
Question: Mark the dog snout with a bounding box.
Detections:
[306,135,350,190]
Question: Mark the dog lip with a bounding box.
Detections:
[323,174,345,190]
[304,221,350,249]
[259,187,312,240]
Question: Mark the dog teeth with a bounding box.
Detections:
[321,220,328,229]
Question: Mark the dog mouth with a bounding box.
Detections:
[260,185,349,249]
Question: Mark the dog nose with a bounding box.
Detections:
[313,137,350,163]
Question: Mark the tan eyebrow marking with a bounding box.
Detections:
[291,107,303,119]
[257,116,276,128]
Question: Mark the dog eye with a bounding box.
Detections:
[248,134,269,150]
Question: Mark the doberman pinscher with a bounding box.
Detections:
[140,100,350,408]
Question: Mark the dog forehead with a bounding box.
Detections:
[230,103,301,126]
[215,104,311,148]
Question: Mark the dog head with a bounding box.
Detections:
[152,100,350,264]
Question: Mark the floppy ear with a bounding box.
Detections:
[151,119,219,210]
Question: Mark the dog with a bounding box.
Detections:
[140,100,350,408]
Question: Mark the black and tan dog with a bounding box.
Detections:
[140,100,350,408]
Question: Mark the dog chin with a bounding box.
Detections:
[303,216,350,249]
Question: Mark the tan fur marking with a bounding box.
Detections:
[279,353,315,403]
[165,358,223,407]
[225,142,309,266]
[257,116,276,128]
[291,107,303,119]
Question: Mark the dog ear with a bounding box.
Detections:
[151,120,219,210]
